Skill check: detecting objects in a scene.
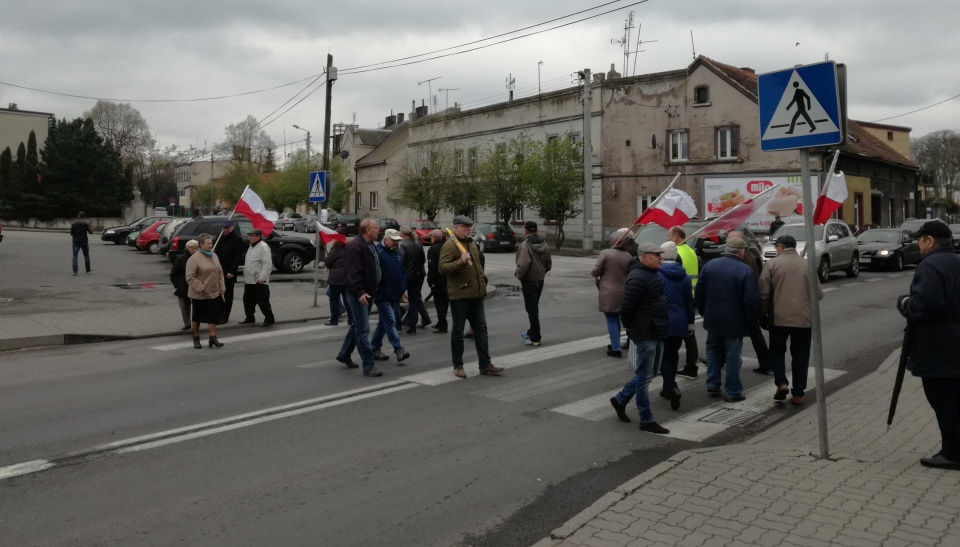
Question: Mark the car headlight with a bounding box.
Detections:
[877,250,890,256]
[104,230,115,234]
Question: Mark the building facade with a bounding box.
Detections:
[0,107,52,155]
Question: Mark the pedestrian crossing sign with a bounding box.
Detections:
[758,61,843,151]
[308,171,329,203]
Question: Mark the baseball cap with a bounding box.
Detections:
[221,220,234,227]
[523,220,538,232]
[911,220,952,240]
[774,234,797,248]
[384,228,402,240]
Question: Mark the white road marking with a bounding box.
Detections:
[148,323,348,351]
[471,358,619,402]
[0,459,55,480]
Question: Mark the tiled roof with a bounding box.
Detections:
[355,122,409,167]
[699,56,759,96]
[355,128,393,146]
[842,120,918,169]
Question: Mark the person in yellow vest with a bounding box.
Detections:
[668,226,700,377]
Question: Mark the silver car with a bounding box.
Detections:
[763,220,859,282]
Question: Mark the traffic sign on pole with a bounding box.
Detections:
[308,171,329,203]
[758,61,843,151]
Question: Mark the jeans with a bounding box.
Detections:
[327,284,350,325]
[242,283,274,322]
[371,299,403,352]
[922,377,960,461]
[769,326,812,396]
[615,339,663,424]
[450,298,491,368]
[72,242,90,273]
[706,332,743,398]
[521,280,544,342]
[604,313,622,350]
[340,293,375,373]
[662,336,684,391]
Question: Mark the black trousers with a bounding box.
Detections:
[683,331,699,368]
[242,283,275,322]
[768,326,812,396]
[432,286,449,330]
[221,278,237,322]
[521,280,544,342]
[749,320,771,369]
[922,377,960,461]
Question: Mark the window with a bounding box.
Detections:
[467,148,478,175]
[513,205,524,223]
[455,150,464,174]
[370,192,379,210]
[887,131,894,141]
[355,191,362,211]
[669,130,689,161]
[547,135,559,144]
[694,86,710,104]
[716,127,739,160]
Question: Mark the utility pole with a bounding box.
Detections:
[580,68,593,255]
[313,54,337,308]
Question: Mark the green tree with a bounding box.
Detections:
[912,130,960,199]
[0,146,15,208]
[191,183,215,213]
[477,134,540,221]
[328,155,350,212]
[527,135,584,249]
[220,162,262,206]
[391,145,450,221]
[26,130,39,186]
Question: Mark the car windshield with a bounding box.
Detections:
[858,230,900,243]
[773,225,824,242]
[414,221,437,230]
[493,224,514,235]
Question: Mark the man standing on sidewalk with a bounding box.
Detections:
[337,219,382,377]
[439,215,504,379]
[399,226,427,334]
[214,220,245,324]
[897,221,960,470]
[515,220,552,347]
[238,230,275,327]
[426,229,449,334]
[609,242,670,434]
[668,226,699,377]
[71,211,93,276]
[759,235,822,406]
[695,237,758,403]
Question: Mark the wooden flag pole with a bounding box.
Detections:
[446,227,472,265]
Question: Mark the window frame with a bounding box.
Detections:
[694,85,710,105]
[369,191,379,211]
[716,126,740,160]
[668,130,689,162]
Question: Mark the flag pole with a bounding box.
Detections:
[611,172,682,249]
[213,188,246,249]
[683,183,781,245]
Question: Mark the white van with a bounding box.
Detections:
[152,206,169,216]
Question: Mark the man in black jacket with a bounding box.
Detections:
[337,219,384,377]
[399,226,428,334]
[897,221,960,470]
[70,211,93,275]
[426,229,449,333]
[215,220,245,324]
[609,242,670,434]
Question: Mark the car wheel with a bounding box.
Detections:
[477,240,486,253]
[892,253,904,272]
[818,256,831,283]
[845,253,859,278]
[147,241,159,254]
[282,252,304,274]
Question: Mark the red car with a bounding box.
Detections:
[407,219,438,245]
[136,220,169,254]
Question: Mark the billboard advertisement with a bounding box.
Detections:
[703,175,819,233]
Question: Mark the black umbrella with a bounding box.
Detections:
[887,323,916,430]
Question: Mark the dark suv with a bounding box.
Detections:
[167,216,317,274]
[471,222,517,252]
[372,217,400,240]
[325,213,361,236]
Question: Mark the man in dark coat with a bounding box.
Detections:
[609,242,670,434]
[426,229,449,333]
[897,221,960,470]
[516,221,552,346]
[70,211,93,275]
[370,229,409,362]
[338,218,383,377]
[729,230,771,375]
[695,237,759,402]
[399,226,428,334]
[214,220,245,324]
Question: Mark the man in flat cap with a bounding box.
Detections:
[239,229,275,327]
[399,225,430,334]
[426,229,449,333]
[215,219,245,324]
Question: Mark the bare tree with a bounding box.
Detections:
[82,100,154,163]
[216,115,277,168]
[912,130,960,199]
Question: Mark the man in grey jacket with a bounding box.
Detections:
[239,230,275,327]
[516,221,552,346]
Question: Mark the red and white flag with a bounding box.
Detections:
[635,188,698,229]
[317,222,347,245]
[688,184,781,240]
[813,151,847,224]
[233,186,279,237]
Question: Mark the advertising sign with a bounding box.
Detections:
[703,175,819,233]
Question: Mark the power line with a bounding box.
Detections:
[870,93,960,123]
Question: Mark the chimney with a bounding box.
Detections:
[396,112,405,123]
[411,100,416,120]
[607,63,621,79]
[385,109,396,128]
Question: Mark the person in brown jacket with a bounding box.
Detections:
[515,220,552,346]
[759,234,823,405]
[591,228,634,357]
[186,233,226,349]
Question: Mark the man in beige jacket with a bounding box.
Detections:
[239,230,275,327]
[758,234,823,405]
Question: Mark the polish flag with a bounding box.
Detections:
[317,222,347,245]
[635,188,698,229]
[688,184,780,240]
[233,186,278,237]
[813,171,848,224]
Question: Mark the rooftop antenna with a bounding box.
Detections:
[690,30,696,60]
[610,11,634,76]
[439,88,459,112]
[417,76,442,113]
[505,73,516,102]
[629,22,658,76]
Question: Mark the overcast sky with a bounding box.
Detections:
[2,0,957,161]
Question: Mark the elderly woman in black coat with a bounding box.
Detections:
[170,239,200,330]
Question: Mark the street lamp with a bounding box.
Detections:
[292,124,311,167]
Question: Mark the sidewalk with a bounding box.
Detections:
[535,352,960,547]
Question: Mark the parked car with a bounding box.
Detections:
[135,220,170,254]
[899,218,945,234]
[158,218,189,256]
[763,220,859,282]
[101,215,173,244]
[948,224,960,252]
[168,216,317,273]
[630,218,763,270]
[371,217,400,240]
[856,228,921,271]
[324,213,361,237]
[126,230,140,247]
[471,222,517,252]
[0,223,3,244]
[294,214,319,233]
[275,212,302,231]
[407,219,439,245]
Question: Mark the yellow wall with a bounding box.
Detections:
[841,175,872,226]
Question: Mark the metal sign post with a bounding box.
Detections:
[308,171,329,307]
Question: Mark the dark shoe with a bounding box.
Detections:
[610,397,630,422]
[453,368,466,379]
[258,320,275,327]
[669,387,682,410]
[419,320,433,328]
[181,324,192,330]
[724,395,746,403]
[208,336,224,348]
[607,349,622,358]
[395,349,410,363]
[640,422,670,434]
[478,365,504,376]
[324,321,338,326]
[753,366,773,375]
[920,453,960,470]
[372,351,390,361]
[405,328,417,335]
[238,317,256,324]
[791,396,805,406]
[363,367,383,377]
[336,354,359,368]
[432,327,448,334]
[707,386,722,395]
[677,366,698,378]
[86,269,93,274]
[193,336,202,349]
[659,390,672,400]
[774,384,789,401]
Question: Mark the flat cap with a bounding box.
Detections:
[774,234,797,248]
[248,229,263,237]
[911,220,952,240]
[452,215,475,226]
[725,236,748,250]
[400,226,413,235]
[637,242,664,255]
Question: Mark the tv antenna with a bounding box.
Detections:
[629,23,657,77]
[439,87,459,112]
[690,30,696,60]
[417,76,442,113]
[505,73,516,101]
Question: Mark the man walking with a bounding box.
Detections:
[337,218,383,377]
[426,229,449,334]
[515,220,552,346]
[609,243,670,434]
[729,230,772,375]
[695,237,759,402]
[399,226,428,334]
[760,235,823,406]
[71,211,93,275]
[896,221,960,470]
[370,229,410,363]
[214,220,244,324]
[438,215,504,379]
[668,226,699,377]
[238,230,275,327]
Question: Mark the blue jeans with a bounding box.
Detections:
[450,298,491,368]
[371,299,403,353]
[340,293,375,373]
[72,242,90,273]
[615,339,663,424]
[604,313,622,350]
[327,285,351,326]
[706,332,744,398]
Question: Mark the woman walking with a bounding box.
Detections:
[323,239,352,326]
[591,228,634,357]
[170,239,200,330]
[186,233,226,349]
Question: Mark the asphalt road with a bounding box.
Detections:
[0,237,914,546]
